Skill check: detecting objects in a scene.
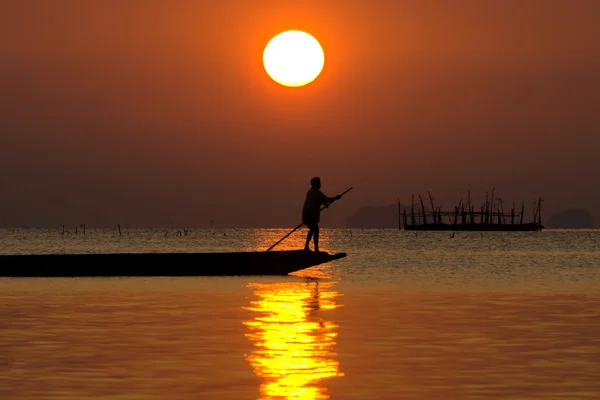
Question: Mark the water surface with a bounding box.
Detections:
[1,228,599,399]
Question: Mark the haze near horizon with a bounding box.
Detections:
[1,1,599,228]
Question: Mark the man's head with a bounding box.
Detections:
[310,177,321,189]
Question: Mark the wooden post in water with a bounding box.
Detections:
[489,189,495,225]
[419,194,427,225]
[397,199,400,230]
[428,191,436,224]
[532,199,539,226]
[497,205,501,224]
[538,197,543,229]
[411,194,416,227]
[497,202,502,225]
[520,201,525,225]
[511,203,515,224]
[484,192,489,224]
[466,190,471,224]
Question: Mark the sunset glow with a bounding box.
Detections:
[263,30,325,87]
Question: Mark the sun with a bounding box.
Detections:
[263,30,325,88]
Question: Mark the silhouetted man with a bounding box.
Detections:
[302,177,341,252]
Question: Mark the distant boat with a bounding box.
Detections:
[403,222,543,232]
[0,250,347,277]
[400,191,544,232]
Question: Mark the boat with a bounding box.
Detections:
[400,192,545,232]
[0,250,347,277]
[403,222,543,232]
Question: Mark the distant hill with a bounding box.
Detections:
[346,204,400,229]
[546,209,596,229]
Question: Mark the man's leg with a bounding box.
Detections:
[304,229,313,251]
[313,225,320,252]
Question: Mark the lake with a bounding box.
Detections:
[1,228,599,399]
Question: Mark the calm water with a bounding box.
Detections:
[1,228,599,399]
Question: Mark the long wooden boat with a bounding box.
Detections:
[0,250,347,277]
[404,223,543,232]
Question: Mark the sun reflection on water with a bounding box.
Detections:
[242,280,344,399]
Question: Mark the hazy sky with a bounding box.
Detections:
[1,1,599,228]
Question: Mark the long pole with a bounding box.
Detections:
[266,187,353,252]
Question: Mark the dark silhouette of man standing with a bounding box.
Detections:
[302,177,341,252]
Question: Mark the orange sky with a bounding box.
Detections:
[1,1,599,228]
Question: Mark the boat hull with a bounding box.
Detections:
[0,250,347,277]
[404,223,543,231]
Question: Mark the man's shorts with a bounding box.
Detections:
[303,219,319,232]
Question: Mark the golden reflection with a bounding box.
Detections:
[242,228,333,253]
[242,279,344,399]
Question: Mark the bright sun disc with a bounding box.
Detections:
[263,30,325,88]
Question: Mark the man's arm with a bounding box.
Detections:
[320,191,342,206]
